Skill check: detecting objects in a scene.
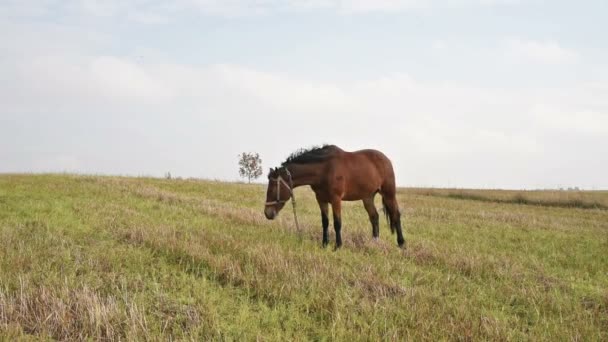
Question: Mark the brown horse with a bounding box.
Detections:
[264,145,405,249]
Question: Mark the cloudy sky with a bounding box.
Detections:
[1,0,607,189]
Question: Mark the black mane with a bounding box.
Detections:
[281,144,341,166]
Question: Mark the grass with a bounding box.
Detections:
[407,188,608,210]
[0,174,607,340]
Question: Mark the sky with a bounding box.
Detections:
[1,0,607,189]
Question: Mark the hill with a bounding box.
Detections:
[1,174,606,340]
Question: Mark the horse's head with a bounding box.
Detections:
[264,167,293,220]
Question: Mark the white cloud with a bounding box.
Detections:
[0,1,45,17]
[210,64,353,114]
[432,40,448,51]
[2,50,606,187]
[170,0,525,16]
[0,0,525,21]
[73,0,124,17]
[2,54,173,113]
[3,48,604,139]
[90,56,174,101]
[127,11,170,24]
[532,104,608,135]
[337,0,522,13]
[504,38,579,65]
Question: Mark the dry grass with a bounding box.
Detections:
[0,281,150,341]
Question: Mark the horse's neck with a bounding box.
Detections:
[285,163,322,187]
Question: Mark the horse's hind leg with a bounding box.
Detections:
[317,200,330,248]
[362,197,379,239]
[382,194,405,248]
[330,199,343,249]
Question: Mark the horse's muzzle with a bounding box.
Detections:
[264,206,276,220]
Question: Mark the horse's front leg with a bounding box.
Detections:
[330,199,342,249]
[318,201,330,248]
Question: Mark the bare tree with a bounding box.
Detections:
[238,152,263,183]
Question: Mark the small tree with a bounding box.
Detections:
[238,152,263,183]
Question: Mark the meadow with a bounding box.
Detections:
[0,174,606,340]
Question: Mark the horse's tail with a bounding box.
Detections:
[382,196,395,234]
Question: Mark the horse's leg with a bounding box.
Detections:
[382,195,405,248]
[362,196,379,240]
[330,199,342,249]
[318,200,330,248]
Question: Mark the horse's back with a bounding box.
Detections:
[352,149,395,176]
[327,148,396,200]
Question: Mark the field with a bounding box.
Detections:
[1,174,607,340]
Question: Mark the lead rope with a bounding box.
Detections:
[285,169,301,236]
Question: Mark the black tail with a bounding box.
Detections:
[382,197,395,234]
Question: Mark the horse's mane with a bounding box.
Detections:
[281,144,342,166]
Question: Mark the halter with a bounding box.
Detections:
[264,168,301,233]
[264,169,293,206]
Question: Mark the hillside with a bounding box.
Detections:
[1,174,606,340]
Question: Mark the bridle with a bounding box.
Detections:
[264,168,300,233]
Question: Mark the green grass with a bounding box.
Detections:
[1,174,607,340]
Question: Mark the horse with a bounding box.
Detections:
[264,145,405,249]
